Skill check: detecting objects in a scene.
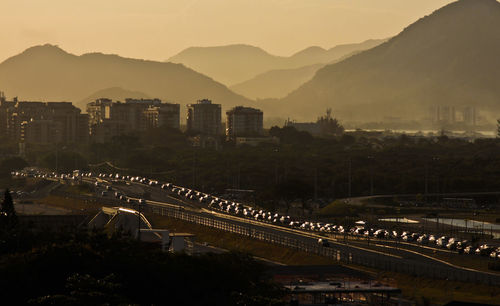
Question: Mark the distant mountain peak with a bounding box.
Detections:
[168,39,386,86]
[0,44,251,112]
[292,46,327,57]
[170,44,274,59]
[21,44,70,56]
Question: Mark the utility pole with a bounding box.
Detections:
[348,158,352,198]
[237,163,241,190]
[314,167,318,201]
[55,149,58,174]
[192,147,196,188]
[368,156,374,196]
[137,203,141,241]
[424,163,428,201]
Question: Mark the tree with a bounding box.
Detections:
[0,157,28,179]
[497,119,500,138]
[41,151,88,173]
[1,188,17,227]
[317,109,344,136]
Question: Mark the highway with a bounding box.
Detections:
[16,171,500,284]
[90,176,499,276]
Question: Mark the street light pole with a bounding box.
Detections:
[367,156,374,196]
[55,148,58,174]
[314,167,318,201]
[424,162,428,201]
[137,203,141,241]
[348,158,352,198]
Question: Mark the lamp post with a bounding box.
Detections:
[348,157,352,199]
[433,157,440,201]
[367,156,374,196]
[425,157,440,202]
[137,202,142,241]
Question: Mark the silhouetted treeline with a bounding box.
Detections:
[0,225,284,305]
[7,127,500,209]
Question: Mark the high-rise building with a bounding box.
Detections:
[141,103,180,130]
[87,98,113,128]
[87,98,180,142]
[463,106,477,126]
[431,105,477,126]
[2,99,88,145]
[0,94,16,136]
[186,99,221,136]
[226,106,263,140]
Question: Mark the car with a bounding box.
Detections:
[318,238,329,247]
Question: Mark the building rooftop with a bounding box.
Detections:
[285,281,401,294]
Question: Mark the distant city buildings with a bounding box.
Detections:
[285,109,344,137]
[431,105,477,126]
[1,91,276,150]
[87,98,180,143]
[186,99,221,136]
[226,106,263,140]
[0,94,88,146]
[285,120,321,135]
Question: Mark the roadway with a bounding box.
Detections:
[88,176,499,276]
[24,173,497,280]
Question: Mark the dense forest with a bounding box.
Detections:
[3,127,500,210]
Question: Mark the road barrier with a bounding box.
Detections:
[146,203,500,286]
[52,189,500,285]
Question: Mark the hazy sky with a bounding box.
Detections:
[0,0,455,62]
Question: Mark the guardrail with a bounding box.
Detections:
[147,203,500,285]
[51,189,500,285]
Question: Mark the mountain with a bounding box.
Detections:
[78,87,150,106]
[167,39,386,86]
[288,39,386,68]
[167,44,284,86]
[272,0,500,122]
[229,47,378,100]
[230,64,324,100]
[0,44,251,111]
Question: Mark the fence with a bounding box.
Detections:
[51,189,500,285]
[145,204,500,286]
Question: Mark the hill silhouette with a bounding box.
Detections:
[0,44,250,111]
[229,46,381,100]
[273,0,500,122]
[230,64,324,100]
[167,39,386,86]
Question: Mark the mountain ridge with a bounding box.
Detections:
[0,44,251,112]
[272,0,500,122]
[167,39,387,86]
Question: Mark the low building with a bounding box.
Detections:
[235,136,279,146]
[285,120,321,135]
[88,207,194,253]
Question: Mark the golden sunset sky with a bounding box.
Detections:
[0,0,455,62]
